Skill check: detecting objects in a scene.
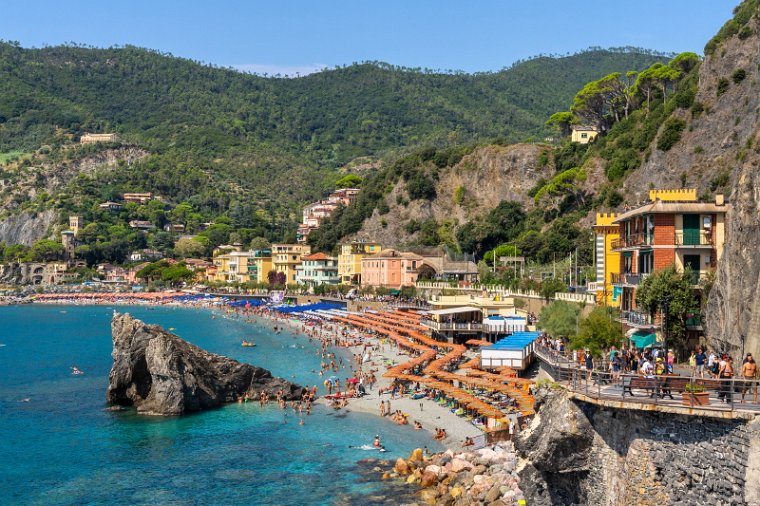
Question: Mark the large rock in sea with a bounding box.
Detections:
[106,312,304,415]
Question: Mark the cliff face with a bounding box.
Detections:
[606,8,760,357]
[350,144,556,246]
[516,389,760,506]
[107,313,304,415]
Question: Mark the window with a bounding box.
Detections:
[581,133,588,138]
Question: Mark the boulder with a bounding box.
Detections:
[420,489,440,504]
[394,458,410,475]
[106,313,304,416]
[450,458,474,473]
[421,470,439,488]
[409,448,424,462]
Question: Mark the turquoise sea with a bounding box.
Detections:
[0,305,442,505]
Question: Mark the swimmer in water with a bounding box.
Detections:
[373,435,381,448]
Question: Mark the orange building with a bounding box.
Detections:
[360,249,422,289]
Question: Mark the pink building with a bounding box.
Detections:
[360,249,422,289]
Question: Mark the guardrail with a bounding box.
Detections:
[534,345,760,415]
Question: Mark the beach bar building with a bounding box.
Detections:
[480,331,542,371]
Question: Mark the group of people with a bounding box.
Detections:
[433,428,447,440]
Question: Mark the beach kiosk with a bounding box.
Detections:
[480,331,541,371]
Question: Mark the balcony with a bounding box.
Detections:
[618,310,658,328]
[421,319,483,332]
[611,233,651,250]
[611,272,649,286]
[674,230,713,247]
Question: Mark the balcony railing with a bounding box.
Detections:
[619,310,657,327]
[674,230,713,246]
[611,233,651,250]
[611,272,649,285]
[421,319,483,332]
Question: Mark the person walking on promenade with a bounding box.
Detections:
[718,355,734,403]
[695,348,707,378]
[585,351,594,383]
[741,354,757,404]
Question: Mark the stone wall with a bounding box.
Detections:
[515,388,760,506]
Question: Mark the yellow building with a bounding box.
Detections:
[592,213,621,306]
[272,244,311,285]
[338,241,382,284]
[571,125,599,144]
[211,250,272,284]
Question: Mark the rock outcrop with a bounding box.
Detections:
[106,313,304,415]
[349,144,555,247]
[379,444,525,505]
[515,388,760,506]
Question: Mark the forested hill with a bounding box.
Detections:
[0,43,669,252]
[0,43,668,166]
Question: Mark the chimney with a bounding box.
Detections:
[715,194,725,206]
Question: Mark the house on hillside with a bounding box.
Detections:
[123,192,153,204]
[98,201,123,211]
[128,220,155,230]
[80,133,118,144]
[571,125,598,144]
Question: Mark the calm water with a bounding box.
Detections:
[0,305,441,505]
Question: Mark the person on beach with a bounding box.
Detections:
[379,401,385,417]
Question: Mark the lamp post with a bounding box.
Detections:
[660,296,671,374]
[740,333,746,360]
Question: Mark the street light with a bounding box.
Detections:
[740,333,746,359]
[660,296,671,374]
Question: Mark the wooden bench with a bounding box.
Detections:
[622,376,658,397]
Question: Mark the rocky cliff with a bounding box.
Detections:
[106,313,304,415]
[349,144,556,246]
[515,388,760,506]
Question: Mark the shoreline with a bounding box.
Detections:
[20,297,488,451]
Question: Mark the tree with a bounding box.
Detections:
[669,52,699,74]
[161,263,194,286]
[571,306,622,357]
[539,300,580,339]
[540,277,567,301]
[571,72,632,129]
[249,236,271,251]
[546,111,575,137]
[174,237,206,258]
[335,174,362,188]
[31,239,66,262]
[635,266,700,348]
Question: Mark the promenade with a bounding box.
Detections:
[534,345,760,420]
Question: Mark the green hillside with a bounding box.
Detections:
[0,42,669,263]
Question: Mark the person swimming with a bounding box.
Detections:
[373,435,381,448]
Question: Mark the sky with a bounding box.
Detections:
[0,1,738,75]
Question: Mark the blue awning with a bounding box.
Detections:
[630,331,657,349]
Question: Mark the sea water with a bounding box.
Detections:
[0,305,443,505]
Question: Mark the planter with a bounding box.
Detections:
[682,391,710,406]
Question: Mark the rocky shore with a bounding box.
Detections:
[376,444,525,506]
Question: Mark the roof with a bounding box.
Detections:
[613,200,729,223]
[572,125,598,131]
[488,331,542,351]
[428,306,482,316]
[421,256,478,274]
[301,252,334,261]
[365,249,423,260]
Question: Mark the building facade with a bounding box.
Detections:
[590,213,621,306]
[571,125,599,144]
[272,244,311,284]
[296,253,339,286]
[360,249,422,289]
[610,189,728,328]
[338,241,382,284]
[211,250,272,284]
[296,188,361,243]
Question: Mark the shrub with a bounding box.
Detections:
[691,101,705,119]
[733,68,747,84]
[453,186,465,205]
[657,118,686,151]
[717,78,730,96]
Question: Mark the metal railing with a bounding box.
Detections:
[421,319,483,331]
[619,310,656,327]
[534,345,760,415]
[675,230,713,246]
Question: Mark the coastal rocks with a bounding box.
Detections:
[106,312,304,415]
[515,387,760,505]
[380,446,525,505]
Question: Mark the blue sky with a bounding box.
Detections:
[0,1,737,75]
